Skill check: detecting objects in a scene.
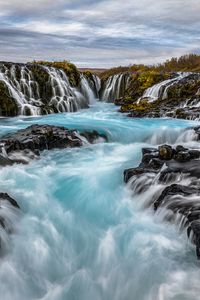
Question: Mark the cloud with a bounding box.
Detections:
[0,0,199,67]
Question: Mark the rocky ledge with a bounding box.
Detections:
[0,124,107,166]
[124,127,200,259]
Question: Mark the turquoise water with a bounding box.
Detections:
[0,103,200,300]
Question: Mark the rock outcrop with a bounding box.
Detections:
[116,72,200,120]
[124,127,200,259]
[0,124,107,166]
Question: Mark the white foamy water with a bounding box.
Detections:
[0,103,199,300]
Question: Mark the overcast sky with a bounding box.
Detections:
[0,0,199,67]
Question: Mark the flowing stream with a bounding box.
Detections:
[0,103,200,300]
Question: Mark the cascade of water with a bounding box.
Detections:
[0,65,42,115]
[101,73,130,102]
[93,74,101,97]
[44,66,83,113]
[140,72,191,103]
[79,74,97,104]
[0,63,100,116]
[0,105,199,300]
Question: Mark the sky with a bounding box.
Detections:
[0,0,200,67]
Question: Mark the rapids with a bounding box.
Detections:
[0,103,200,300]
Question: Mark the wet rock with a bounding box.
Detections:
[161,160,200,181]
[154,184,199,211]
[188,221,200,259]
[124,167,158,183]
[174,151,191,162]
[158,144,174,160]
[0,154,14,166]
[142,153,159,165]
[188,150,200,159]
[148,158,164,170]
[0,193,20,209]
[124,142,200,259]
[0,124,107,167]
[142,147,158,156]
[80,130,107,143]
[0,193,20,251]
[176,145,188,152]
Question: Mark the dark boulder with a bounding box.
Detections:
[158,144,174,160]
[176,145,188,152]
[174,151,191,162]
[188,150,200,159]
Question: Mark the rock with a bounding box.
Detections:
[80,130,107,143]
[124,142,200,259]
[142,147,158,156]
[0,193,20,209]
[160,160,200,182]
[196,88,200,96]
[124,167,158,183]
[142,153,159,164]
[188,150,200,159]
[154,184,199,211]
[0,193,20,251]
[154,184,200,259]
[0,125,107,167]
[0,154,14,166]
[188,221,200,259]
[158,144,174,160]
[174,151,191,162]
[176,145,188,152]
[148,158,165,170]
[119,72,200,120]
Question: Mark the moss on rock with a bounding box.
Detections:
[31,60,81,87]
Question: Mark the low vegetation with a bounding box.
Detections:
[101,54,200,80]
[31,60,80,86]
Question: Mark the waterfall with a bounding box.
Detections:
[140,72,191,103]
[100,73,131,102]
[79,74,100,104]
[44,66,86,113]
[0,63,100,116]
[0,64,42,115]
